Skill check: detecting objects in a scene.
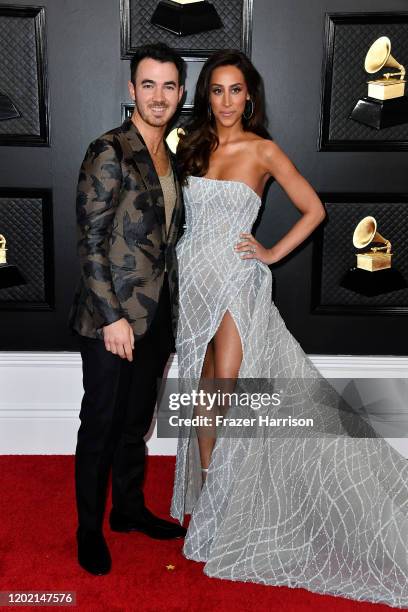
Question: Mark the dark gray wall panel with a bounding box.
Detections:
[252,0,408,355]
[0,0,407,353]
[0,0,127,349]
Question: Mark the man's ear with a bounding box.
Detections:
[128,80,135,101]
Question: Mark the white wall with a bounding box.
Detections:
[0,353,407,456]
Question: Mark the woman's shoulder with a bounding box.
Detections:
[243,137,293,178]
[243,136,284,165]
[241,131,268,145]
[243,132,279,149]
[261,139,292,167]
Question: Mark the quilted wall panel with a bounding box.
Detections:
[316,199,408,308]
[122,0,251,56]
[0,193,54,309]
[320,14,408,148]
[0,16,39,135]
[0,6,49,145]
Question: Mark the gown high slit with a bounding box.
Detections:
[170,175,408,607]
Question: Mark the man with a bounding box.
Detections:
[69,43,186,576]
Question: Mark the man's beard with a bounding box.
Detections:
[137,103,171,127]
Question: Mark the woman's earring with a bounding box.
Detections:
[208,104,212,120]
[243,99,254,120]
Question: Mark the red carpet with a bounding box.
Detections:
[0,456,398,611]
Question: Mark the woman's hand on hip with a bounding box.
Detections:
[234,233,279,265]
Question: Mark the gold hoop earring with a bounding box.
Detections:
[208,104,212,120]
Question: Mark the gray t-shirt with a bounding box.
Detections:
[158,163,176,238]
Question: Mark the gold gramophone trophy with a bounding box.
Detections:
[340,216,406,296]
[350,36,408,129]
[166,126,185,154]
[0,234,26,289]
[0,234,7,264]
[151,0,223,36]
[352,216,392,272]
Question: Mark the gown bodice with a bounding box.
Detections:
[181,175,262,242]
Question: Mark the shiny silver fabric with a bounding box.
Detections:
[171,176,408,607]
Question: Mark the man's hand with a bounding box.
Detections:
[103,318,135,361]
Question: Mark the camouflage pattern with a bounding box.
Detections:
[69,118,183,340]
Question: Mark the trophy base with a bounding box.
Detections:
[0,264,26,289]
[356,252,392,272]
[349,95,408,130]
[0,92,20,121]
[340,267,407,297]
[151,0,223,36]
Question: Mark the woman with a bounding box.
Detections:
[170,50,408,607]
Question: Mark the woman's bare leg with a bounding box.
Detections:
[196,311,243,482]
[196,341,215,479]
[213,311,243,379]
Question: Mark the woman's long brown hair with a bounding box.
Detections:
[177,50,271,184]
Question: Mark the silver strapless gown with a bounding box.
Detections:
[170,175,408,607]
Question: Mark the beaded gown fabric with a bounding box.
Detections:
[170,175,408,607]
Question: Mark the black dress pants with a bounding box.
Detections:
[75,276,174,531]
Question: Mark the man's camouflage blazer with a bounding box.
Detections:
[69,118,183,341]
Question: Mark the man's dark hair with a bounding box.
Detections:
[130,43,185,86]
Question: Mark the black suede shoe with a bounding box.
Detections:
[109,507,187,539]
[76,527,111,575]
